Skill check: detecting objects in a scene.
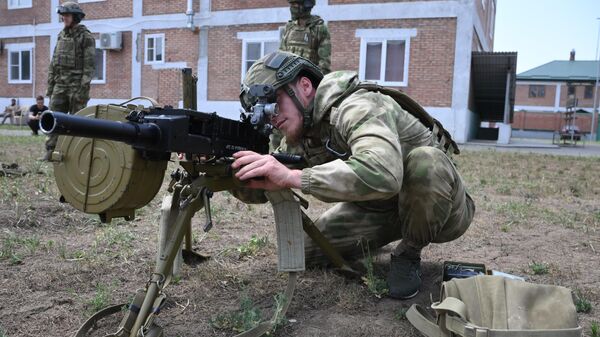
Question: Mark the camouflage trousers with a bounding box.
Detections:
[305,146,475,265]
[45,91,89,151]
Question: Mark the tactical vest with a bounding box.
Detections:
[302,83,460,167]
[282,18,324,65]
[53,28,86,71]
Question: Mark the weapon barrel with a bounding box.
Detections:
[40,111,160,145]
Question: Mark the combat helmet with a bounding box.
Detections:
[57,1,86,23]
[240,51,323,130]
[288,0,315,20]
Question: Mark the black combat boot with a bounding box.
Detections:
[387,242,422,299]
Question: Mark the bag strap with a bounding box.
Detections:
[355,83,460,155]
[406,304,446,337]
[407,298,582,337]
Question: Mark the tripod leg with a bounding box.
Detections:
[157,194,184,277]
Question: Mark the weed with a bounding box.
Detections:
[209,294,262,333]
[0,235,17,261]
[97,225,134,247]
[0,325,6,337]
[529,261,549,275]
[574,290,592,313]
[591,321,599,337]
[269,293,288,334]
[361,244,388,298]
[10,253,23,265]
[237,235,268,259]
[86,283,111,316]
[497,200,533,225]
[395,306,408,321]
[172,275,182,285]
[0,234,41,263]
[57,242,67,259]
[22,236,40,254]
[496,184,512,195]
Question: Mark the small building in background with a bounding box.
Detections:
[513,50,599,140]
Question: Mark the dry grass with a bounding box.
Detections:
[0,137,598,336]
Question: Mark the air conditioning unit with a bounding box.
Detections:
[100,32,122,50]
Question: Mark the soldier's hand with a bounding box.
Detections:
[232,151,302,190]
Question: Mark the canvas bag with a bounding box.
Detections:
[407,275,582,337]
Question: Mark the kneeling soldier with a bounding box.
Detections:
[234,52,475,299]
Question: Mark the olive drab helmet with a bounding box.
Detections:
[288,0,315,20]
[57,1,86,23]
[240,51,324,131]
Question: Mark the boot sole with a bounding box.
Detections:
[390,288,419,300]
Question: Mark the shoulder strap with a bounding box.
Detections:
[356,83,460,155]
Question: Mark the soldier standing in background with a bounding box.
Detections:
[280,0,331,74]
[41,1,95,161]
[272,0,332,152]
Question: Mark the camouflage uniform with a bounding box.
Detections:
[280,15,331,75]
[240,52,475,298]
[296,71,475,264]
[45,18,95,153]
[273,1,331,152]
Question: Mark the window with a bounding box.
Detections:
[7,44,32,84]
[528,85,545,98]
[356,29,417,87]
[92,40,106,84]
[584,86,594,99]
[145,34,165,64]
[237,30,280,80]
[7,0,32,9]
[567,85,575,96]
[243,41,279,76]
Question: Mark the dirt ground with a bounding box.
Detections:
[0,131,599,337]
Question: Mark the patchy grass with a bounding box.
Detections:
[210,293,262,333]
[84,283,112,317]
[395,306,409,321]
[0,233,47,265]
[574,290,593,314]
[591,321,599,337]
[529,261,549,275]
[237,235,269,259]
[361,245,388,298]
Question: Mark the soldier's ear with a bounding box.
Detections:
[297,76,314,96]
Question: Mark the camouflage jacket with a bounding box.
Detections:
[280,15,331,74]
[47,24,95,98]
[299,71,434,203]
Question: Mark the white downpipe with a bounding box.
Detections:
[186,0,194,30]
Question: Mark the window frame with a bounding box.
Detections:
[7,43,33,84]
[91,39,107,85]
[237,30,281,81]
[7,0,32,10]
[584,85,594,99]
[144,33,165,65]
[528,85,545,98]
[488,0,495,39]
[356,28,417,87]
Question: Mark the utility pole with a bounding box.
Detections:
[592,18,600,141]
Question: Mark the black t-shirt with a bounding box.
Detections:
[29,104,49,117]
